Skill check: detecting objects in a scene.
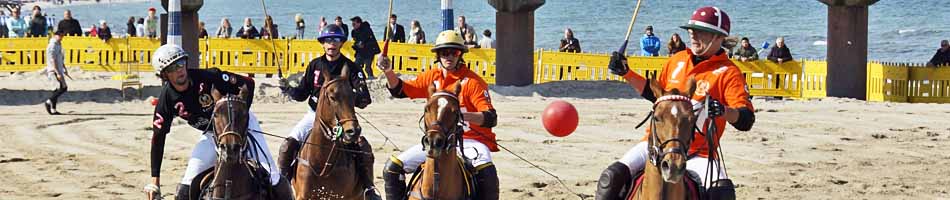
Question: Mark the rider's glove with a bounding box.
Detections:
[608,51,629,76]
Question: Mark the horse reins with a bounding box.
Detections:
[645,95,696,169]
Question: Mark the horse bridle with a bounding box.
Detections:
[213,96,249,162]
[646,95,697,168]
[316,78,359,142]
[420,91,465,153]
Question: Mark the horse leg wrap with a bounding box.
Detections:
[382,159,408,200]
[705,179,736,200]
[474,164,499,200]
[595,162,632,200]
[277,137,300,180]
[356,137,382,200]
[175,184,191,200]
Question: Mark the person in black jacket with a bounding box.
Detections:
[236,17,260,39]
[385,14,405,43]
[767,37,793,64]
[126,16,137,37]
[28,6,48,37]
[927,40,950,67]
[350,16,381,78]
[334,16,349,39]
[277,24,379,199]
[57,10,82,36]
[97,20,112,41]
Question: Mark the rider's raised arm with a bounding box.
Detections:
[387,69,437,99]
[149,90,175,178]
[720,68,755,131]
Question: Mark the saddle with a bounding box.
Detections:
[406,156,477,200]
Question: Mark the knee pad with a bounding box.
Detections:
[383,157,406,175]
[705,179,736,200]
[595,162,632,200]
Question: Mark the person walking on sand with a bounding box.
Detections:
[44,30,67,115]
[597,6,755,200]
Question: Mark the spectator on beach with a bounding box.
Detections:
[350,16,381,78]
[97,20,112,41]
[407,20,425,44]
[260,15,279,39]
[88,24,98,37]
[385,14,405,43]
[317,16,327,34]
[1,11,10,38]
[463,30,479,49]
[198,21,208,38]
[668,33,686,55]
[767,37,793,64]
[44,30,67,115]
[640,25,661,56]
[126,16,136,37]
[57,10,82,36]
[236,17,260,39]
[28,6,48,37]
[215,17,232,38]
[559,28,581,53]
[735,37,759,62]
[135,18,145,37]
[334,16,349,39]
[479,29,495,49]
[927,40,950,67]
[455,15,475,41]
[294,13,305,39]
[6,8,28,38]
[144,7,158,38]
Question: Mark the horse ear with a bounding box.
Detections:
[428,81,437,96]
[340,64,351,81]
[648,78,665,96]
[453,81,462,95]
[238,84,251,101]
[211,86,223,101]
[686,77,697,98]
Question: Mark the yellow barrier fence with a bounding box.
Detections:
[5,36,950,103]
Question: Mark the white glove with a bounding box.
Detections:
[376,55,392,72]
[144,184,162,200]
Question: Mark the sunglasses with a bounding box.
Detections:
[320,37,344,44]
[162,59,187,74]
[437,49,462,57]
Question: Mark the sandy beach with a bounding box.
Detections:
[0,69,948,199]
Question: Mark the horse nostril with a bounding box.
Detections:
[353,127,362,135]
[661,161,670,171]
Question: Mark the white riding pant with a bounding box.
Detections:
[618,141,727,188]
[180,111,281,186]
[287,110,317,142]
[396,139,493,173]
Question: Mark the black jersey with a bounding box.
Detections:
[285,55,371,111]
[149,68,254,177]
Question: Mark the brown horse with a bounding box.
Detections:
[629,78,701,200]
[189,85,271,200]
[292,66,367,200]
[406,83,472,200]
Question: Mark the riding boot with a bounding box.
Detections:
[595,162,633,200]
[175,184,191,200]
[705,179,736,200]
[382,159,408,200]
[271,176,295,200]
[356,137,382,200]
[277,137,300,180]
[473,164,499,200]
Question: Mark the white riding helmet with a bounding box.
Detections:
[151,44,188,76]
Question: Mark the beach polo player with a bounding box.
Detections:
[143,44,293,200]
[275,24,381,199]
[375,30,501,200]
[594,6,756,200]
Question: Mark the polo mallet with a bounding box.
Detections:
[381,0,395,57]
[258,0,283,78]
[617,0,644,54]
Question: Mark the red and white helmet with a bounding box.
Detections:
[679,6,731,36]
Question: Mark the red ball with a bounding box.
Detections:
[542,100,579,137]
[150,98,158,106]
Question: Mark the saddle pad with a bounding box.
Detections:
[626,172,701,200]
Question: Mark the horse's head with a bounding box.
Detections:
[316,66,361,144]
[647,78,699,183]
[422,82,463,158]
[211,85,251,164]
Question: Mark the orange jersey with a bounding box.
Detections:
[642,49,754,158]
[397,64,499,152]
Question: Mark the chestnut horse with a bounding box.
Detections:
[189,85,271,200]
[406,83,472,200]
[292,66,367,199]
[629,79,701,200]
